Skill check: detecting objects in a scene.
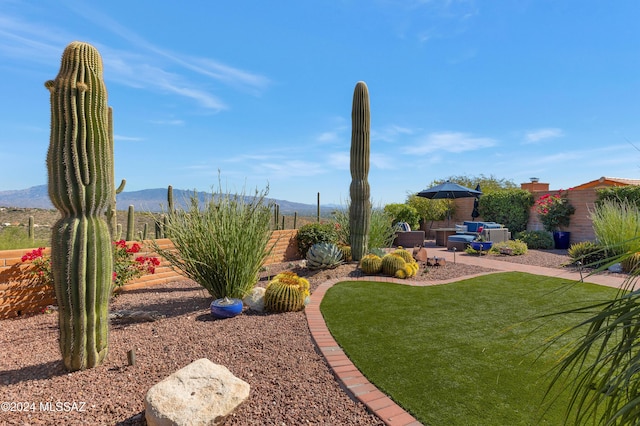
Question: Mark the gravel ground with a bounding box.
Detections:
[0,249,585,425]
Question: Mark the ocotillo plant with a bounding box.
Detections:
[45,41,114,371]
[349,81,372,261]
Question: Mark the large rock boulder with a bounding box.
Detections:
[242,287,266,312]
[145,358,250,426]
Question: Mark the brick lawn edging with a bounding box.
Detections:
[0,230,300,319]
[306,276,423,426]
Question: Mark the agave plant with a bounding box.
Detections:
[306,242,344,270]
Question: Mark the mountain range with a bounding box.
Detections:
[0,185,339,216]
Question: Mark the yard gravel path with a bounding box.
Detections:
[1,249,578,425]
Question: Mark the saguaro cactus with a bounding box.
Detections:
[349,81,372,261]
[45,41,114,371]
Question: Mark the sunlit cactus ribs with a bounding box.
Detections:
[349,81,372,261]
[45,41,114,371]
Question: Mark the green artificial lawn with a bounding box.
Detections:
[320,272,619,425]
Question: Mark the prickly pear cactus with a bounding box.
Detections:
[264,271,310,312]
[349,81,371,262]
[45,41,114,371]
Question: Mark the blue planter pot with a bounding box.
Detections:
[553,231,571,250]
[210,297,244,319]
[470,241,493,251]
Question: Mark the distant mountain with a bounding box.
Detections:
[0,185,339,216]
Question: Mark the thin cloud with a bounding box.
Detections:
[317,132,341,143]
[114,135,144,142]
[373,124,415,143]
[258,160,326,178]
[149,119,185,126]
[68,3,270,95]
[404,131,497,155]
[524,128,564,144]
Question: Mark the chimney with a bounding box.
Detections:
[521,177,549,192]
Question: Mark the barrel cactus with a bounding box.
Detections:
[381,253,407,277]
[359,253,382,274]
[338,245,353,262]
[379,252,418,279]
[392,248,414,264]
[622,252,640,274]
[45,41,114,371]
[306,242,344,270]
[349,81,371,262]
[264,271,310,312]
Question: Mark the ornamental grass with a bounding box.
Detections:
[153,183,274,300]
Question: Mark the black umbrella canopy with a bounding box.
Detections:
[417,181,483,200]
[471,183,481,219]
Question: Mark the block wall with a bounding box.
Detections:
[0,230,301,319]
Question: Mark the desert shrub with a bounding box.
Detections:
[489,239,528,256]
[153,184,274,300]
[515,230,554,249]
[567,241,608,269]
[478,189,534,234]
[330,202,396,251]
[596,185,640,208]
[383,203,420,230]
[296,222,338,258]
[590,199,640,258]
[368,247,386,258]
[369,208,396,250]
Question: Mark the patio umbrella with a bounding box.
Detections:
[417,181,482,225]
[416,181,482,200]
[471,184,481,219]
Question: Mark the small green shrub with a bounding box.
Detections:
[368,247,386,258]
[567,241,608,269]
[296,222,338,257]
[383,203,420,230]
[514,230,554,249]
[330,202,396,251]
[489,239,528,256]
[368,208,396,250]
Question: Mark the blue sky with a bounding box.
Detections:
[1,1,639,206]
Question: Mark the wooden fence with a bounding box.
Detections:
[0,230,300,319]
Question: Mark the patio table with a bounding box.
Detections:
[433,228,458,246]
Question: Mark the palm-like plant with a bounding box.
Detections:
[544,198,640,424]
[544,270,640,425]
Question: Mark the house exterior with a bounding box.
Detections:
[423,177,639,245]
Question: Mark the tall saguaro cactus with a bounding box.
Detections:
[349,81,372,261]
[45,41,114,371]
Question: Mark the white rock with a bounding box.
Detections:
[243,287,266,312]
[145,358,250,426]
